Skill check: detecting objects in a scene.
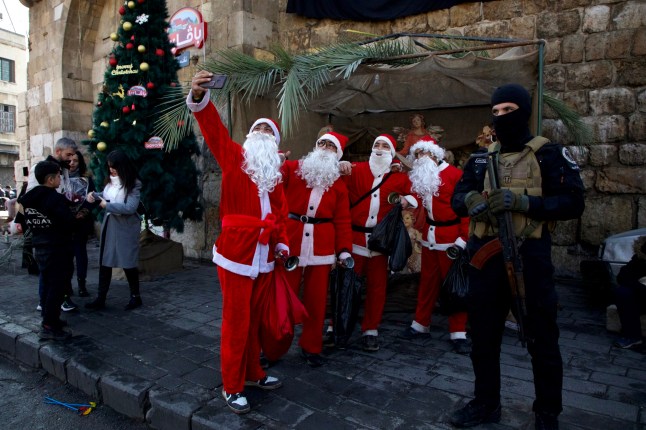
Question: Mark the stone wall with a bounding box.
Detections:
[19,0,646,273]
[276,0,646,276]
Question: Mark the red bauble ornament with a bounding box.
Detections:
[109,55,118,67]
[146,82,155,89]
[97,101,102,107]
[155,48,164,57]
[170,82,177,87]
[122,106,131,114]
[118,6,126,15]
[130,35,135,41]
[131,104,135,111]
[126,42,134,50]
[137,0,145,4]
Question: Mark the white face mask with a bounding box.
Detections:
[369,149,393,177]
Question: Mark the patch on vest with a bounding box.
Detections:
[474,158,487,164]
[561,147,579,170]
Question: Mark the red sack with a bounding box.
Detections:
[259,265,308,361]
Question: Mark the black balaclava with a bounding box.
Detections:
[491,83,533,151]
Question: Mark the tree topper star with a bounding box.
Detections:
[136,14,149,25]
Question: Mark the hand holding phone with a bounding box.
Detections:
[199,74,227,89]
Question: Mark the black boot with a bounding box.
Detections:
[85,296,106,310]
[77,278,89,297]
[124,295,142,310]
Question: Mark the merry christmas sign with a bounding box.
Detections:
[168,7,207,55]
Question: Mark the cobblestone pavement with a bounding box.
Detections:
[0,237,644,429]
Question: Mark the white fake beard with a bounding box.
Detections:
[297,149,340,191]
[369,150,393,177]
[409,156,442,207]
[242,132,283,195]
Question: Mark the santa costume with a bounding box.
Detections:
[342,134,418,350]
[187,94,289,398]
[281,131,353,360]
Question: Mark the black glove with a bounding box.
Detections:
[464,191,489,222]
[488,189,529,215]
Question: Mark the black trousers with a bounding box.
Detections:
[466,235,563,416]
[35,245,74,328]
[97,265,140,299]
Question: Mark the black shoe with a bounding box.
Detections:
[362,335,380,352]
[399,326,431,340]
[301,348,324,367]
[323,331,336,348]
[39,324,72,341]
[85,298,105,310]
[449,400,501,427]
[60,297,78,312]
[124,295,142,310]
[535,412,559,430]
[221,389,250,414]
[244,375,282,390]
[451,338,472,355]
[78,286,90,297]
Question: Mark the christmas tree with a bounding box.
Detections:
[83,0,202,233]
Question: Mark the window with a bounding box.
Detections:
[0,104,15,133]
[0,58,15,83]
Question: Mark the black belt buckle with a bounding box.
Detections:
[300,214,309,223]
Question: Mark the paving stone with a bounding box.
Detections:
[39,343,71,382]
[182,365,220,389]
[14,332,41,368]
[100,371,153,420]
[192,399,264,430]
[562,390,639,421]
[67,353,116,399]
[147,389,205,430]
[0,323,31,358]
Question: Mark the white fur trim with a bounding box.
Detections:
[373,136,395,156]
[409,139,444,160]
[186,90,210,112]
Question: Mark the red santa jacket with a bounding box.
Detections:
[420,163,469,251]
[281,160,352,266]
[192,101,289,278]
[343,162,417,257]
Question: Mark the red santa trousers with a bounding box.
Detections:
[217,266,270,393]
[353,253,389,333]
[415,247,468,333]
[284,264,331,354]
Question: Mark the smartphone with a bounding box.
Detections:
[199,74,227,89]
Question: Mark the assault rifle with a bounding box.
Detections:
[486,151,528,347]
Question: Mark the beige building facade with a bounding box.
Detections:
[0,27,27,188]
[17,0,646,273]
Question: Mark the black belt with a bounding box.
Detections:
[288,213,332,224]
[352,225,374,233]
[426,216,461,227]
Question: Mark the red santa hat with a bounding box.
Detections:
[249,118,281,145]
[409,138,445,160]
[317,131,349,160]
[373,134,397,156]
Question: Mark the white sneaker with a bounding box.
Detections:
[221,389,250,414]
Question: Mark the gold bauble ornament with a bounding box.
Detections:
[87,129,95,138]
[139,62,149,71]
[137,45,146,53]
[122,21,132,31]
[128,1,136,9]
[110,32,118,41]
[100,121,109,128]
[97,142,108,151]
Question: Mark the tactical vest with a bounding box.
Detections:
[471,136,552,239]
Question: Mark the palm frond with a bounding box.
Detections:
[418,38,491,58]
[543,93,594,146]
[151,85,195,151]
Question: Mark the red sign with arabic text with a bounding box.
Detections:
[168,7,207,55]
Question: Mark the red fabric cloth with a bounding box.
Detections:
[353,253,389,332]
[284,264,331,354]
[414,162,469,333]
[342,162,415,252]
[281,159,353,265]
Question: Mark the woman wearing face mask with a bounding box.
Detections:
[68,151,97,298]
[85,149,143,310]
